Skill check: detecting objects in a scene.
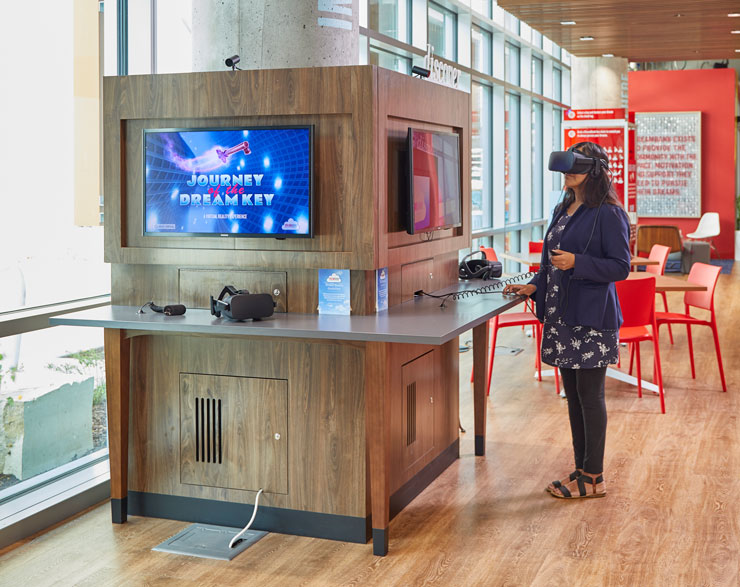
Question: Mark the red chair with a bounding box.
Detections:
[469,246,560,395]
[655,263,726,392]
[645,244,674,344]
[616,276,665,413]
[479,245,498,263]
[528,240,543,272]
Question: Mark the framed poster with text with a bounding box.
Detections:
[635,111,701,218]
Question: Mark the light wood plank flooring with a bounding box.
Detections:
[1,269,738,586]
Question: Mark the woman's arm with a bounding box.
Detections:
[572,206,631,283]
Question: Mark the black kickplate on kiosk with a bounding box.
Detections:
[153,523,267,561]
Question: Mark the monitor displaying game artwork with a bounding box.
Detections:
[143,126,313,237]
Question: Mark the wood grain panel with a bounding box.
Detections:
[401,351,436,471]
[400,258,434,302]
[111,264,180,306]
[498,0,740,61]
[104,67,375,270]
[127,335,366,517]
[180,374,288,494]
[178,269,287,312]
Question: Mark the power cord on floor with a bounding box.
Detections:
[229,488,263,549]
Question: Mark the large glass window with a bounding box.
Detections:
[370,0,410,43]
[471,0,491,18]
[553,67,562,102]
[553,109,563,191]
[504,42,520,85]
[531,101,544,220]
[156,0,194,74]
[428,1,457,60]
[531,56,543,94]
[504,11,520,36]
[504,93,521,225]
[471,25,491,75]
[472,83,492,230]
[370,45,411,74]
[0,1,109,502]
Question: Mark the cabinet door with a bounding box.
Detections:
[401,351,435,471]
[180,373,288,494]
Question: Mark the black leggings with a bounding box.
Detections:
[559,367,607,474]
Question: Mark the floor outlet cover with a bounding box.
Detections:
[153,523,267,561]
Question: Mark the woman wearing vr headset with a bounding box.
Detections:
[503,141,631,500]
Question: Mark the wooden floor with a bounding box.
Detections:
[1,269,738,586]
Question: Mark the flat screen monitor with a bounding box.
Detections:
[406,128,462,235]
[143,126,313,237]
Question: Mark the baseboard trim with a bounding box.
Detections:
[390,438,459,519]
[128,492,371,543]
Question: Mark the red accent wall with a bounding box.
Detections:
[629,69,738,258]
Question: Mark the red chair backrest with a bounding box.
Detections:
[646,244,670,276]
[479,245,499,262]
[528,241,544,254]
[684,262,721,311]
[616,277,656,328]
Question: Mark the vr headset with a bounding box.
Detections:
[459,250,502,280]
[210,285,276,321]
[548,146,609,177]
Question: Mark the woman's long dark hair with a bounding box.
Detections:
[557,141,623,213]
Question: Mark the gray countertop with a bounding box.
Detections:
[50,280,527,345]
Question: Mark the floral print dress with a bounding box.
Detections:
[540,212,620,369]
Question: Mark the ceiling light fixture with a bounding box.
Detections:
[580,36,594,41]
[732,30,740,34]
[560,21,576,25]
[728,13,740,17]
[602,53,614,57]
[674,13,683,17]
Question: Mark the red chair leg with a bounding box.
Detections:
[554,366,560,394]
[486,323,499,396]
[628,342,635,376]
[535,323,542,381]
[635,342,642,399]
[686,324,695,379]
[653,337,665,414]
[661,292,673,344]
[710,320,727,392]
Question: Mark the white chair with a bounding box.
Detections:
[686,212,720,255]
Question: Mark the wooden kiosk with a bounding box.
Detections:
[92,66,478,555]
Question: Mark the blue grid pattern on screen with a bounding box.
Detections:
[144,128,311,235]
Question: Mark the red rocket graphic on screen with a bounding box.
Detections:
[216,141,251,163]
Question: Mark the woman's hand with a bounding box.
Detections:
[550,249,575,271]
[503,283,536,296]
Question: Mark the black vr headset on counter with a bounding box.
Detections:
[548,147,609,177]
[210,285,276,321]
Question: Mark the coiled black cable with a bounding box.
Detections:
[417,270,540,308]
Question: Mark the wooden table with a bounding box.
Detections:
[498,251,658,267]
[626,272,707,292]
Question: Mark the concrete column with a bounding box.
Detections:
[570,56,629,109]
[192,0,358,72]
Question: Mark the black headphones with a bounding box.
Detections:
[458,250,502,280]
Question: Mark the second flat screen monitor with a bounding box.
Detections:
[407,128,462,235]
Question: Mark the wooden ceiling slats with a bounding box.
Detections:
[498,0,740,61]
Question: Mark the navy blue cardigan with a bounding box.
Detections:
[528,203,631,330]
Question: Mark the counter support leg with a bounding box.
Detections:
[473,321,489,456]
[104,328,130,523]
[365,342,391,556]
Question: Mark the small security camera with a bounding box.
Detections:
[411,65,431,78]
[225,55,240,70]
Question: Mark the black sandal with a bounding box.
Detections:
[550,473,606,499]
[546,470,581,495]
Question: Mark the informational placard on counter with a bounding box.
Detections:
[318,269,351,315]
[376,267,388,312]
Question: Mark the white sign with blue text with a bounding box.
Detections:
[376,267,388,312]
[318,269,351,315]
